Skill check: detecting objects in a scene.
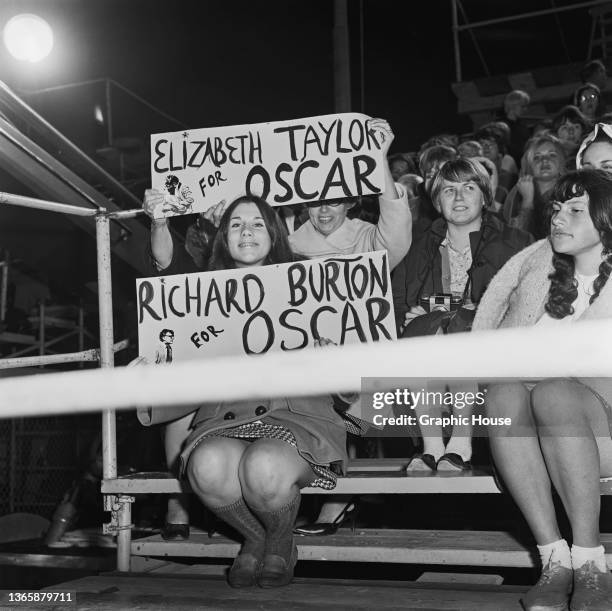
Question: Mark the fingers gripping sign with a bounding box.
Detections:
[143,188,166,222]
[367,118,395,155]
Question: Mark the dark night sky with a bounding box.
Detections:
[0,0,600,312]
[0,0,596,153]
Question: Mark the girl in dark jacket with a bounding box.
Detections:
[391,158,533,471]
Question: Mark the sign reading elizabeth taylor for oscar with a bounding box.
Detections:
[136,252,396,363]
[149,112,385,217]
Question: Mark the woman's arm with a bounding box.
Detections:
[144,189,174,271]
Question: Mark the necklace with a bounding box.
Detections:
[576,272,597,297]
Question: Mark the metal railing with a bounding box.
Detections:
[450,0,611,82]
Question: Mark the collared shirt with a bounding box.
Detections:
[440,235,472,297]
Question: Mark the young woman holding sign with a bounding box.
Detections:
[474,169,612,611]
[139,195,349,589]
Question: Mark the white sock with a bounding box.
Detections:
[444,437,472,461]
[422,437,446,461]
[571,544,608,572]
[537,539,571,569]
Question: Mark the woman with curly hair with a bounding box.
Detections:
[473,169,612,611]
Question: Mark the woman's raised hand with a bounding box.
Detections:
[143,188,166,222]
[517,174,535,204]
[201,199,228,228]
[368,118,394,155]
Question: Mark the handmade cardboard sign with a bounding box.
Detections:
[149,113,385,218]
[136,251,396,363]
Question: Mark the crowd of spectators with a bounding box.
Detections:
[134,59,612,608]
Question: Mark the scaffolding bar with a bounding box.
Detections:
[0,191,100,216]
[455,0,609,32]
[0,339,128,369]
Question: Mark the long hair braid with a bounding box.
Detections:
[545,253,578,319]
[591,243,612,304]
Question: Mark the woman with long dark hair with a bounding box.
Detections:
[139,195,347,590]
[474,169,612,611]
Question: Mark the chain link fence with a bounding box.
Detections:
[0,414,99,519]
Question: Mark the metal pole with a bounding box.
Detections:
[0,250,8,322]
[455,0,608,32]
[96,213,116,479]
[0,192,99,216]
[457,0,489,77]
[95,213,130,571]
[105,79,113,148]
[451,0,462,82]
[333,0,352,113]
[9,418,16,512]
[38,301,45,367]
[359,0,365,113]
[78,306,84,369]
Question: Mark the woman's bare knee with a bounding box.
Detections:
[239,440,308,502]
[187,439,242,494]
[531,379,590,427]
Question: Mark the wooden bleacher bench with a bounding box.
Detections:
[101,458,612,496]
[130,528,612,568]
[101,459,612,570]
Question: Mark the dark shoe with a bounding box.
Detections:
[293,500,357,536]
[521,560,572,611]
[571,561,612,611]
[257,544,297,588]
[228,552,262,588]
[161,522,190,541]
[437,453,472,472]
[406,453,437,472]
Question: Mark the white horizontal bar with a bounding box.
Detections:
[0,320,610,419]
[0,191,99,216]
[0,339,129,370]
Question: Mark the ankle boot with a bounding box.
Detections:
[253,492,300,588]
[212,498,265,588]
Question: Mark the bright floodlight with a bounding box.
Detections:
[3,14,53,63]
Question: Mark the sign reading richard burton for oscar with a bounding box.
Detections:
[149,113,385,218]
[136,251,396,362]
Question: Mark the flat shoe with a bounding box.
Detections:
[161,522,190,541]
[406,453,437,472]
[437,453,472,472]
[257,545,298,588]
[521,560,572,611]
[571,560,612,611]
[228,552,262,588]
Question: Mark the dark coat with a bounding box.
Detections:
[137,396,349,475]
[181,396,348,475]
[391,213,534,331]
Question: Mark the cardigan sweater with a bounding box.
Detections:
[473,239,612,331]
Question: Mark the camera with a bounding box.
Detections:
[420,293,463,313]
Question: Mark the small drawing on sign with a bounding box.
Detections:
[162,174,194,215]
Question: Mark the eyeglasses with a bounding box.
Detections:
[579,92,598,102]
[306,201,346,208]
